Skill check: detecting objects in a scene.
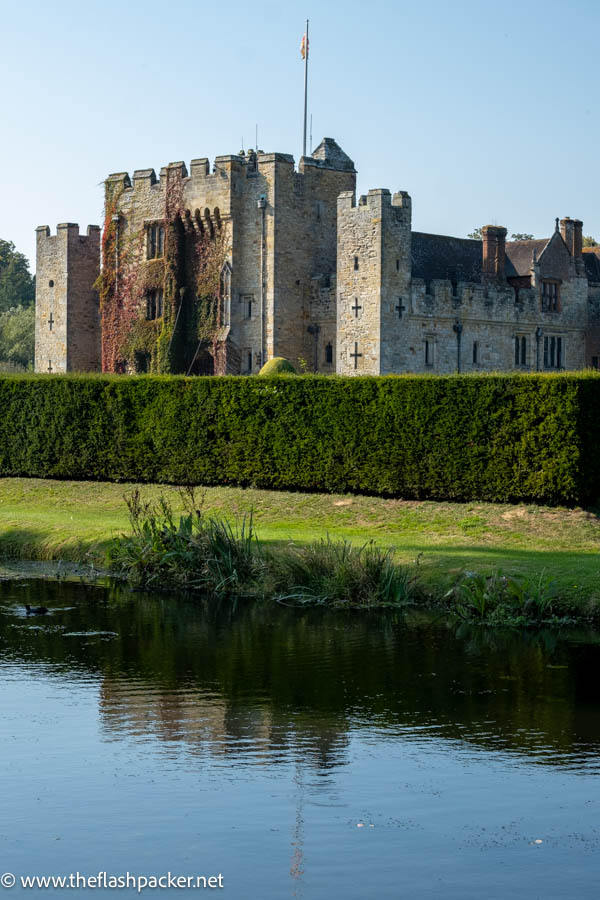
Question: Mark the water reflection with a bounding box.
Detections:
[1,580,599,770]
[3,580,600,899]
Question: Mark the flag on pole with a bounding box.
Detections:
[300,33,309,59]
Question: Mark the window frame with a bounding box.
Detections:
[514,334,528,368]
[543,334,563,370]
[240,294,253,319]
[541,279,560,313]
[146,288,164,321]
[146,223,165,260]
[424,335,435,368]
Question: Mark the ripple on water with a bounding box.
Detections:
[1,581,600,898]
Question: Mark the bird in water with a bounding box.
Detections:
[25,604,49,615]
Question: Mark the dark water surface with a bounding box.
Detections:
[1,580,600,899]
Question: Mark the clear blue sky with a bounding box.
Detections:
[2,0,599,270]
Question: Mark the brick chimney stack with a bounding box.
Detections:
[482,226,507,279]
[560,217,583,258]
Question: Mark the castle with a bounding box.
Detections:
[34,138,600,376]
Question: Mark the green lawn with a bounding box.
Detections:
[0,477,598,605]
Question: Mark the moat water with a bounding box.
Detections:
[1,580,600,899]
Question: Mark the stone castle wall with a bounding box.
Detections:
[337,188,589,375]
[34,141,596,378]
[101,144,355,375]
[34,224,100,374]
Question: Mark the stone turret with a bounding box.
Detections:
[336,188,412,374]
[34,223,101,373]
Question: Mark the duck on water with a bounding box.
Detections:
[25,604,49,615]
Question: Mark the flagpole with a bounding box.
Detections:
[302,19,309,158]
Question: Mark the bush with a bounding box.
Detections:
[0,372,598,505]
[444,569,560,623]
[258,357,296,375]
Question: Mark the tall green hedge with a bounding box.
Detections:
[0,373,598,505]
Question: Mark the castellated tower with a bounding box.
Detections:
[99,138,355,376]
[34,224,101,373]
[336,189,412,374]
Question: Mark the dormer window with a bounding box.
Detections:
[541,280,559,312]
[147,223,165,260]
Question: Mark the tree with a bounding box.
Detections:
[468,228,535,241]
[583,236,598,248]
[0,240,35,313]
[0,305,35,369]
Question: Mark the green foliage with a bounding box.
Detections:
[0,372,598,506]
[583,236,598,248]
[0,305,34,369]
[108,491,415,607]
[0,241,35,313]
[266,537,416,606]
[108,488,263,595]
[467,228,535,241]
[444,568,559,623]
[258,357,297,375]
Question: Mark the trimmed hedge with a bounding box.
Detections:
[0,372,599,505]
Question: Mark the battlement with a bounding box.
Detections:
[107,139,355,202]
[36,223,100,241]
[338,188,412,221]
[132,168,157,186]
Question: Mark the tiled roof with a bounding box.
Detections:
[411,232,482,282]
[505,239,549,277]
[583,248,600,283]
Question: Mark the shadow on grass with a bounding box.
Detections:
[0,528,597,602]
[0,527,112,565]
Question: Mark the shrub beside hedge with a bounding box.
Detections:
[0,372,598,505]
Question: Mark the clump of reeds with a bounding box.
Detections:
[108,488,263,596]
[264,537,417,607]
[108,490,416,607]
[109,491,570,621]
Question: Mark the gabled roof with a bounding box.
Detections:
[411,232,482,282]
[505,239,549,277]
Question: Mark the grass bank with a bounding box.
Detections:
[0,477,598,614]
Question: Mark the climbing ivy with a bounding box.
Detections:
[96,171,229,375]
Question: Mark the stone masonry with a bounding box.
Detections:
[35,224,100,373]
[337,191,590,375]
[35,140,600,375]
